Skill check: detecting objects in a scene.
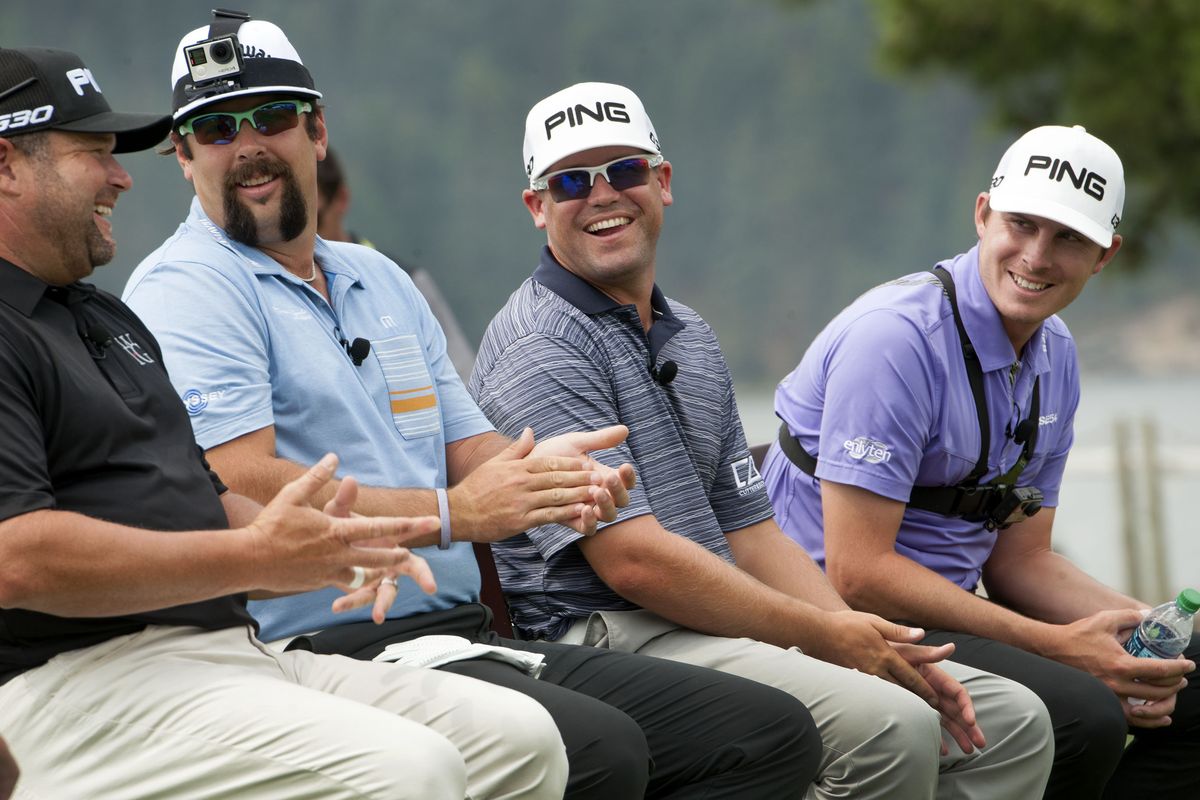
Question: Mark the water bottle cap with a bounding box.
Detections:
[1177,588,1200,614]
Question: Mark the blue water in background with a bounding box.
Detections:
[737,375,1200,604]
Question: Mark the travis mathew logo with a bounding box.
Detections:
[1023,155,1107,201]
[115,333,155,366]
[543,100,630,140]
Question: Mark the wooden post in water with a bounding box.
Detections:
[1141,417,1170,603]
[1115,418,1143,598]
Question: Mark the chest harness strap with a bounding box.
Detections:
[778,266,1042,530]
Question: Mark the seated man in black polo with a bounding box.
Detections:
[0,45,572,800]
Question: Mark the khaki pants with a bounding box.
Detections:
[561,609,1053,800]
[0,625,567,799]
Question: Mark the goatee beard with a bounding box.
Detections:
[222,158,308,246]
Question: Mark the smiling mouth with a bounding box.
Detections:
[1010,271,1050,291]
[238,174,277,189]
[586,217,631,235]
[93,204,113,217]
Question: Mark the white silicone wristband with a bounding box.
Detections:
[436,488,451,550]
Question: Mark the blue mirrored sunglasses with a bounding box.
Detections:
[532,154,664,201]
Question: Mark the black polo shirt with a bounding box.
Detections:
[0,258,253,685]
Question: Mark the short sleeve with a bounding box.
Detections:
[124,261,274,449]
[472,331,653,558]
[814,309,940,502]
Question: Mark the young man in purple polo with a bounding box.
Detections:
[764,124,1200,799]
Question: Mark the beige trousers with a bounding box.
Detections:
[0,625,567,800]
[561,609,1054,800]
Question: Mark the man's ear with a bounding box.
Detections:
[312,106,328,161]
[522,188,548,230]
[1094,234,1122,276]
[656,160,673,207]
[173,133,195,182]
[0,138,19,190]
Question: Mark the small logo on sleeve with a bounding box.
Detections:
[843,436,892,464]
[730,455,764,496]
[182,388,226,416]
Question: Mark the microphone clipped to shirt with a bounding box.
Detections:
[83,324,113,360]
[648,356,678,386]
[341,337,372,367]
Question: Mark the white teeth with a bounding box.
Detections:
[586,217,630,233]
[1012,273,1048,291]
[239,175,274,188]
[93,205,112,216]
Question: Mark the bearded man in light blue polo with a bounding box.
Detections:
[765,124,1200,800]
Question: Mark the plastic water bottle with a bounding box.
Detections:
[1124,588,1199,705]
[1125,589,1200,659]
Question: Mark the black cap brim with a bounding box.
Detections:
[55,110,173,153]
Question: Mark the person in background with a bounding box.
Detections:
[0,44,564,800]
[316,145,477,380]
[470,79,1055,800]
[763,123,1199,799]
[125,12,823,798]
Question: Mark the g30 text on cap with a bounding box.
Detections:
[0,47,170,153]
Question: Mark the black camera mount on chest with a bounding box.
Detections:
[778,266,1044,531]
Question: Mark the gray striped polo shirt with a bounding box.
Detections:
[469,248,773,640]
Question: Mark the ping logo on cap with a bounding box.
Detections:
[65,67,101,97]
[1023,155,1107,201]
[544,100,630,140]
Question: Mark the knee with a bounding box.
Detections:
[1052,671,1126,765]
[729,683,823,785]
[559,705,649,800]
[827,686,942,782]
[364,731,469,800]
[481,690,570,798]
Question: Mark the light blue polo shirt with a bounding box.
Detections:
[763,245,1078,591]
[123,197,492,640]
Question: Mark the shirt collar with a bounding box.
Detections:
[185,197,364,288]
[0,257,100,317]
[531,246,685,357]
[943,244,1049,376]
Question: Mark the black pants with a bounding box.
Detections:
[290,605,820,799]
[922,630,1200,800]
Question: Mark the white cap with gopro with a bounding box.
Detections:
[987,124,1124,248]
[523,82,661,186]
[170,12,321,122]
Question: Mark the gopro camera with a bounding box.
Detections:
[985,486,1044,531]
[184,34,243,83]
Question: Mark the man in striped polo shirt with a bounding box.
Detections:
[471,81,1055,800]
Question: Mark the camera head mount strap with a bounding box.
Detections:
[777,265,1041,528]
[208,8,250,38]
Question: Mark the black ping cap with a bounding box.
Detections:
[0,47,171,153]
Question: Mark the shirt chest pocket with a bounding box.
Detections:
[371,334,440,439]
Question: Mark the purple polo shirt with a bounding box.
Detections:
[763,245,1079,591]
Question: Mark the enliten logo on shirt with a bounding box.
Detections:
[843,436,892,464]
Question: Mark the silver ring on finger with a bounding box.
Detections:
[380,576,398,587]
[348,566,366,589]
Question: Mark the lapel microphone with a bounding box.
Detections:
[648,357,678,386]
[342,337,371,367]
